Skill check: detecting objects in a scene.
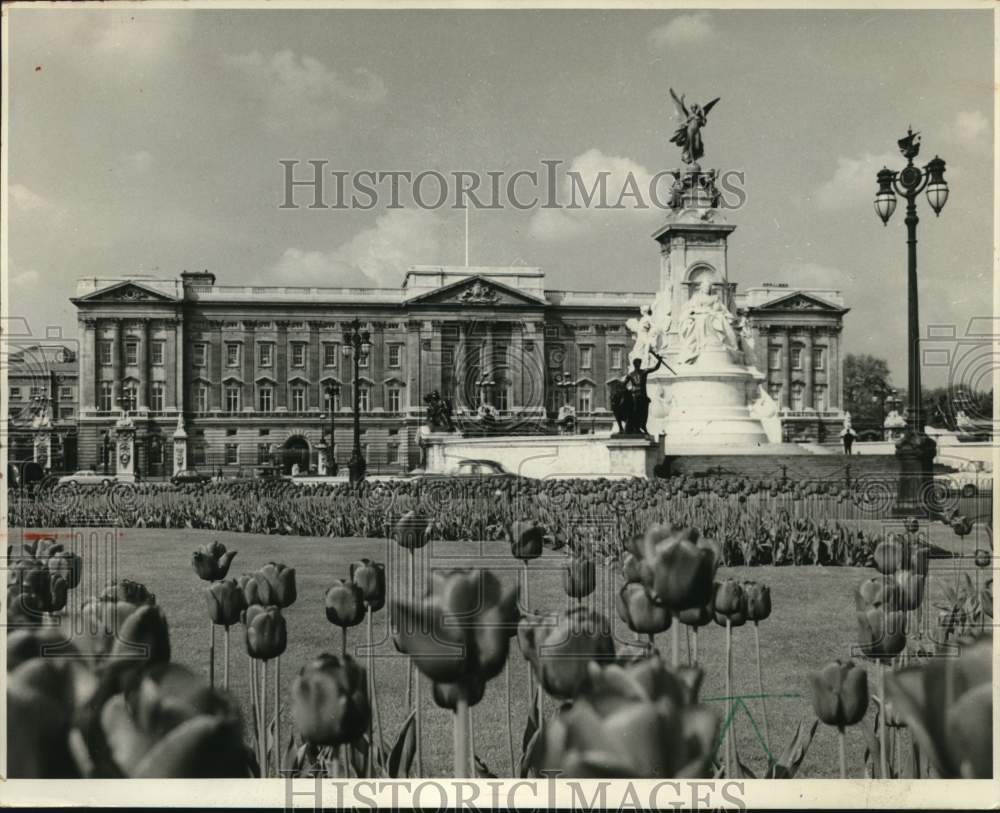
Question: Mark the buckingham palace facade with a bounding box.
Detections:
[70,266,848,476]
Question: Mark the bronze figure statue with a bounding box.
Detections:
[669,88,720,166]
[623,351,667,434]
[424,390,455,432]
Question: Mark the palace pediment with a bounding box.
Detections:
[72,281,179,305]
[750,292,846,313]
[403,275,546,308]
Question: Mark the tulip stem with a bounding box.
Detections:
[209,620,215,689]
[223,626,230,691]
[647,632,656,656]
[274,656,281,775]
[671,619,680,668]
[911,740,921,779]
[685,625,692,666]
[838,727,847,779]
[341,625,347,658]
[725,617,733,778]
[367,610,382,776]
[249,655,259,774]
[692,627,699,667]
[454,694,470,778]
[537,683,544,727]
[261,659,268,778]
[753,622,770,754]
[878,661,888,780]
[505,662,516,777]
[414,666,424,777]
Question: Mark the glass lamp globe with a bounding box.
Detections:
[874,190,897,225]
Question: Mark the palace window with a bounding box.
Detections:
[60,407,74,420]
[291,342,307,368]
[579,346,593,370]
[388,344,402,368]
[815,385,828,412]
[151,340,165,366]
[768,382,782,403]
[387,442,400,465]
[610,346,624,370]
[257,384,274,413]
[290,383,307,412]
[125,341,139,366]
[442,349,454,366]
[496,384,510,412]
[791,383,804,411]
[358,383,371,412]
[323,387,340,413]
[195,383,209,413]
[224,383,241,413]
[578,386,593,414]
[9,386,21,400]
[191,444,206,467]
[59,386,73,400]
[150,382,165,412]
[813,347,826,370]
[358,348,369,369]
[791,345,803,371]
[193,343,207,368]
[121,382,138,412]
[258,343,274,368]
[226,343,241,368]
[224,443,239,465]
[323,343,339,368]
[99,341,113,366]
[99,382,114,412]
[768,346,781,370]
[386,384,401,413]
[257,444,271,465]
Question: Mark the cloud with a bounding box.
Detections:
[11,268,41,288]
[89,12,193,62]
[222,50,386,133]
[774,261,854,291]
[813,151,896,211]
[272,208,450,288]
[528,148,657,242]
[10,184,53,212]
[954,110,989,147]
[650,13,716,48]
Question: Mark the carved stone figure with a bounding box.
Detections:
[625,306,656,366]
[678,280,739,364]
[424,390,455,432]
[669,89,720,166]
[749,384,779,419]
[458,282,500,305]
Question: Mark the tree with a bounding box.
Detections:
[843,354,893,430]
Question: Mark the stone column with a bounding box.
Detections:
[405,321,420,411]
[243,322,255,410]
[80,318,97,411]
[803,328,814,410]
[276,322,288,408]
[139,320,150,410]
[110,319,122,408]
[371,323,385,409]
[484,324,494,406]
[511,323,525,409]
[175,318,185,412]
[830,326,843,411]
[594,326,608,410]
[309,322,321,408]
[781,329,792,409]
[455,323,468,411]
[428,321,443,400]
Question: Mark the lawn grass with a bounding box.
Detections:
[11,521,992,779]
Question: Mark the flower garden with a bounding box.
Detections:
[6,475,994,780]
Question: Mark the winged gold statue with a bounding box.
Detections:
[669,88,720,165]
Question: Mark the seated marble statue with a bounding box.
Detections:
[678,279,739,364]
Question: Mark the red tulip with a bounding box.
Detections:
[563,550,596,599]
[873,538,907,575]
[46,550,82,591]
[191,541,237,581]
[244,605,287,660]
[325,579,367,628]
[350,559,386,611]
[616,582,671,634]
[892,569,925,611]
[620,552,643,584]
[507,520,544,561]
[291,653,370,746]
[205,580,247,628]
[394,510,432,550]
[257,562,297,608]
[713,579,746,627]
[432,675,487,710]
[809,659,869,728]
[742,581,771,622]
[856,607,906,660]
[518,607,615,699]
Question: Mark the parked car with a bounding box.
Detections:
[57,469,114,487]
[254,465,284,480]
[935,459,993,497]
[416,459,527,481]
[171,468,211,486]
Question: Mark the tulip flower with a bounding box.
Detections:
[855,576,903,613]
[507,519,544,562]
[518,606,615,700]
[892,570,926,612]
[713,579,746,627]
[350,559,386,611]
[809,659,869,777]
[191,541,237,582]
[46,550,82,591]
[533,655,718,778]
[743,580,772,750]
[562,549,596,600]
[257,562,297,608]
[291,653,370,747]
[7,658,80,778]
[325,578,367,658]
[111,603,172,666]
[100,578,156,606]
[638,532,715,613]
[432,674,486,710]
[873,538,907,575]
[100,663,250,777]
[885,635,992,778]
[951,516,973,537]
[394,510,432,550]
[857,607,906,661]
[617,581,672,636]
[9,567,67,616]
[620,552,643,584]
[245,605,287,661]
[393,568,519,686]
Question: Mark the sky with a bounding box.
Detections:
[6,7,994,387]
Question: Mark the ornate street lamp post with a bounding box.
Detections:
[874,127,949,514]
[324,381,341,477]
[342,319,371,484]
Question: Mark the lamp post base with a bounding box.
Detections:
[893,429,937,517]
[348,453,367,484]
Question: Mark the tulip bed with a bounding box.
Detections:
[7,514,992,780]
[9,475,991,566]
